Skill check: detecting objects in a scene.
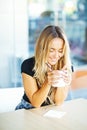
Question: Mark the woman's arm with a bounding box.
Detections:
[22,73,51,108]
[54,86,70,105]
[54,70,72,105]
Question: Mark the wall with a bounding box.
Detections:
[0,0,29,88]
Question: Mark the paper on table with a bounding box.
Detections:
[43,110,66,118]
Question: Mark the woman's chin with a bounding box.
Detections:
[50,61,57,66]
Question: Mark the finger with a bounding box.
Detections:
[62,65,67,70]
[46,63,52,71]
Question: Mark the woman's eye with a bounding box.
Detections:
[49,49,54,52]
[58,51,63,53]
[49,49,63,53]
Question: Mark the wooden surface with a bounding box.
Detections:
[0,98,87,130]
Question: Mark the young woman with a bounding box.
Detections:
[15,25,72,110]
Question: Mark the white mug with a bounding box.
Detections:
[52,70,69,87]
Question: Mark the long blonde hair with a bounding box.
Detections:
[33,25,71,87]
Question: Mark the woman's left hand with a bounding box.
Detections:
[61,69,72,86]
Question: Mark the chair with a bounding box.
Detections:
[66,67,87,100]
[71,68,87,90]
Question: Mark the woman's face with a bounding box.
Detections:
[47,38,64,66]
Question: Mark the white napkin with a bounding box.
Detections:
[43,110,66,118]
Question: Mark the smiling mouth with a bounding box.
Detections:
[51,58,59,62]
[50,60,58,65]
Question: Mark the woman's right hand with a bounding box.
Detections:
[47,70,62,86]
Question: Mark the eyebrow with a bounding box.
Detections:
[50,48,63,51]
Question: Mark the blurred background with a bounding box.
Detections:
[0,0,87,88]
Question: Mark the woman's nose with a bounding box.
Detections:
[54,51,59,58]
[55,51,63,59]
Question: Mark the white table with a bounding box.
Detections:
[0,98,87,130]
